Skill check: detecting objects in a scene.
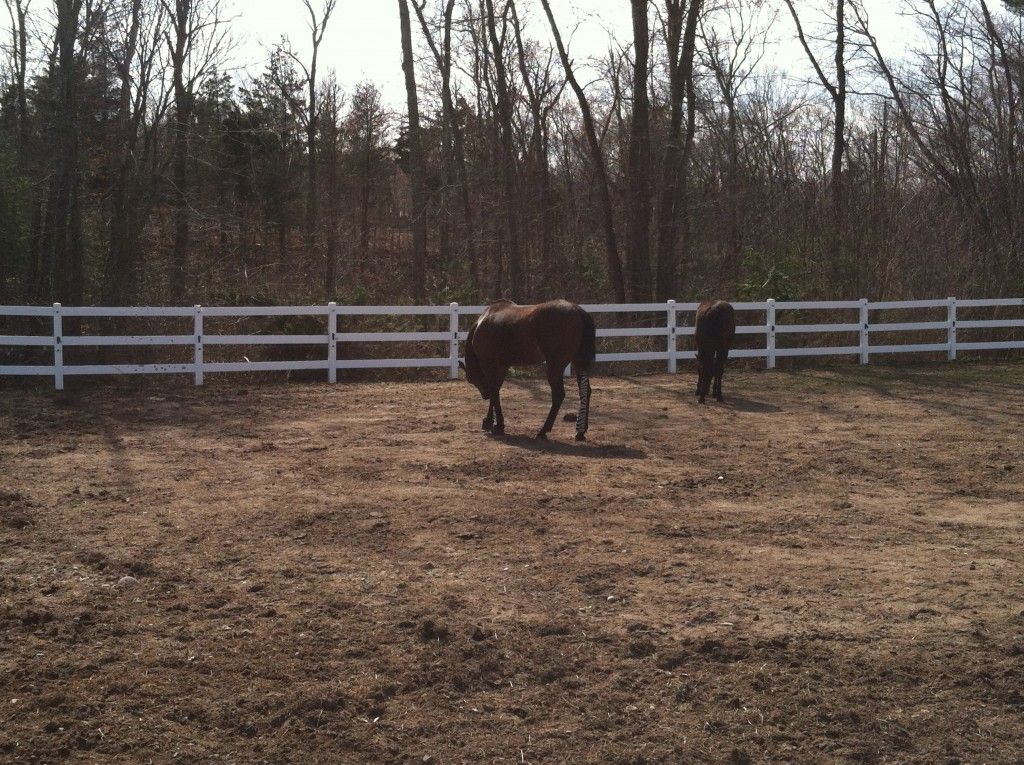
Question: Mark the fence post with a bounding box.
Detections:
[859,298,870,365]
[766,298,776,370]
[328,301,338,384]
[52,302,63,391]
[449,302,460,380]
[947,296,957,361]
[667,299,677,374]
[194,305,204,386]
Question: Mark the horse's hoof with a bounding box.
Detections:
[536,431,547,440]
[575,432,586,442]
[698,397,706,405]
[715,395,723,402]
[482,420,493,431]
[491,426,504,436]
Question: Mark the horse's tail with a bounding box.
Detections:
[576,306,597,372]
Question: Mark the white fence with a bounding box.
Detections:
[1,297,1023,390]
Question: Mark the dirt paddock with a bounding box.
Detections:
[2,362,1023,764]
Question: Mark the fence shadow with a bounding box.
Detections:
[490,432,646,460]
[779,364,1024,426]
[721,396,782,414]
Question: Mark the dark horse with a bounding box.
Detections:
[460,299,597,440]
[695,300,736,404]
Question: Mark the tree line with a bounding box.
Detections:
[1,0,1023,308]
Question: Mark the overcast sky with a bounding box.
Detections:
[225,0,912,107]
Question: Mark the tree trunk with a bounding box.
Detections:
[103,0,143,305]
[540,0,626,303]
[655,0,702,301]
[170,0,193,304]
[484,0,524,298]
[509,0,556,293]
[302,1,336,264]
[726,93,741,282]
[412,0,479,290]
[305,71,319,260]
[47,0,85,306]
[10,0,29,153]
[784,0,845,271]
[325,146,339,299]
[398,0,427,300]
[626,0,652,302]
[832,0,846,273]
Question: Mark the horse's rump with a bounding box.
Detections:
[694,299,735,404]
[472,299,593,369]
[576,308,596,372]
[695,300,736,351]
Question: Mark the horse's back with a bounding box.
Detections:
[528,299,584,331]
[473,299,586,367]
[472,301,542,366]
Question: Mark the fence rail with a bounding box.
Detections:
[1,297,1022,390]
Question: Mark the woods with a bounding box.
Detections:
[1,0,1023,307]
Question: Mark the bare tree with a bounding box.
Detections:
[286,0,336,264]
[163,0,229,302]
[979,0,1021,261]
[851,1,999,270]
[1,0,31,292]
[509,0,563,288]
[398,0,427,299]
[783,0,847,266]
[320,74,343,297]
[701,0,772,281]
[626,0,652,301]
[540,0,626,302]
[483,0,524,296]
[43,0,86,304]
[4,0,30,151]
[655,0,703,300]
[103,0,172,303]
[412,0,479,288]
[347,82,387,267]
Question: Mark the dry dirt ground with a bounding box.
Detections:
[2,362,1023,764]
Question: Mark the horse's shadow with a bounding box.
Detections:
[617,376,780,414]
[490,433,646,459]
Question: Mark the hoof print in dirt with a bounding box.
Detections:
[627,637,657,658]
[1,491,37,530]
[419,619,450,643]
[656,649,688,672]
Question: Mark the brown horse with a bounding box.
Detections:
[695,300,736,404]
[460,299,597,440]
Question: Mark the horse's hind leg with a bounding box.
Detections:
[537,365,566,439]
[696,349,709,404]
[482,401,494,431]
[489,391,505,435]
[713,348,728,402]
[574,368,592,441]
